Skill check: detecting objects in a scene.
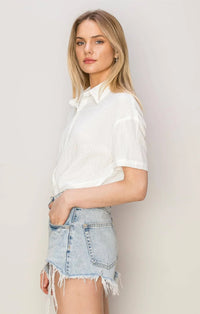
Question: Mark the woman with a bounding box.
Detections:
[40,9,148,314]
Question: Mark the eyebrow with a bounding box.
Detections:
[75,35,105,39]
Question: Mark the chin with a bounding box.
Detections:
[81,67,101,74]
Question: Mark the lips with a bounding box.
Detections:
[84,58,96,62]
[83,58,96,64]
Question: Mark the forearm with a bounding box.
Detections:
[63,179,144,209]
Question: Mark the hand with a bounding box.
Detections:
[40,271,52,295]
[48,191,72,225]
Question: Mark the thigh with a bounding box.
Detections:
[54,271,104,314]
[103,288,110,314]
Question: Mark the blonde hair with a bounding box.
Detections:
[67,9,144,111]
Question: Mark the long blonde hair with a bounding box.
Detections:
[67,9,143,111]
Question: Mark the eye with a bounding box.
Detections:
[76,41,84,46]
[76,40,104,46]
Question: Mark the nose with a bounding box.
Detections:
[84,41,94,54]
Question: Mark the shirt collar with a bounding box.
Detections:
[69,81,111,108]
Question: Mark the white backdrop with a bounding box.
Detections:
[0,1,199,313]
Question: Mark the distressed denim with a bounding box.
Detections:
[40,191,123,313]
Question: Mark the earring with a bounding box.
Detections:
[114,57,119,62]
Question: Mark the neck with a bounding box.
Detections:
[89,69,111,88]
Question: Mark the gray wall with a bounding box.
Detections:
[0,1,199,313]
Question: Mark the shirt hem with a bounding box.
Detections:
[112,159,148,171]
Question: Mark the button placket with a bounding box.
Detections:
[52,97,90,193]
[63,98,88,148]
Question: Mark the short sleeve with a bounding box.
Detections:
[111,115,148,171]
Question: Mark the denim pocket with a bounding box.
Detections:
[49,216,71,229]
[47,222,70,270]
[48,210,72,228]
[82,222,118,269]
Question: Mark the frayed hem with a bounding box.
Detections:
[40,262,123,314]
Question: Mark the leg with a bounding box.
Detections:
[103,287,110,314]
[54,270,105,314]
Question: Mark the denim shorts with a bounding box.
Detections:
[40,191,123,313]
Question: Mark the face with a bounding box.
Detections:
[75,19,117,86]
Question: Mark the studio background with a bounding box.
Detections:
[0,1,199,313]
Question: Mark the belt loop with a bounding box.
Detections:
[71,207,77,223]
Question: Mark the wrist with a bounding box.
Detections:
[62,189,76,208]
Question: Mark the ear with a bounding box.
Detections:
[114,51,119,59]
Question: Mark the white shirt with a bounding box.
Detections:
[51,81,148,196]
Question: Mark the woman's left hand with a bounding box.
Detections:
[48,192,73,225]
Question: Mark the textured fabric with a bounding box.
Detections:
[41,191,123,314]
[51,80,148,196]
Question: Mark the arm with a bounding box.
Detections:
[63,167,148,209]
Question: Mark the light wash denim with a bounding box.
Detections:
[41,191,123,313]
